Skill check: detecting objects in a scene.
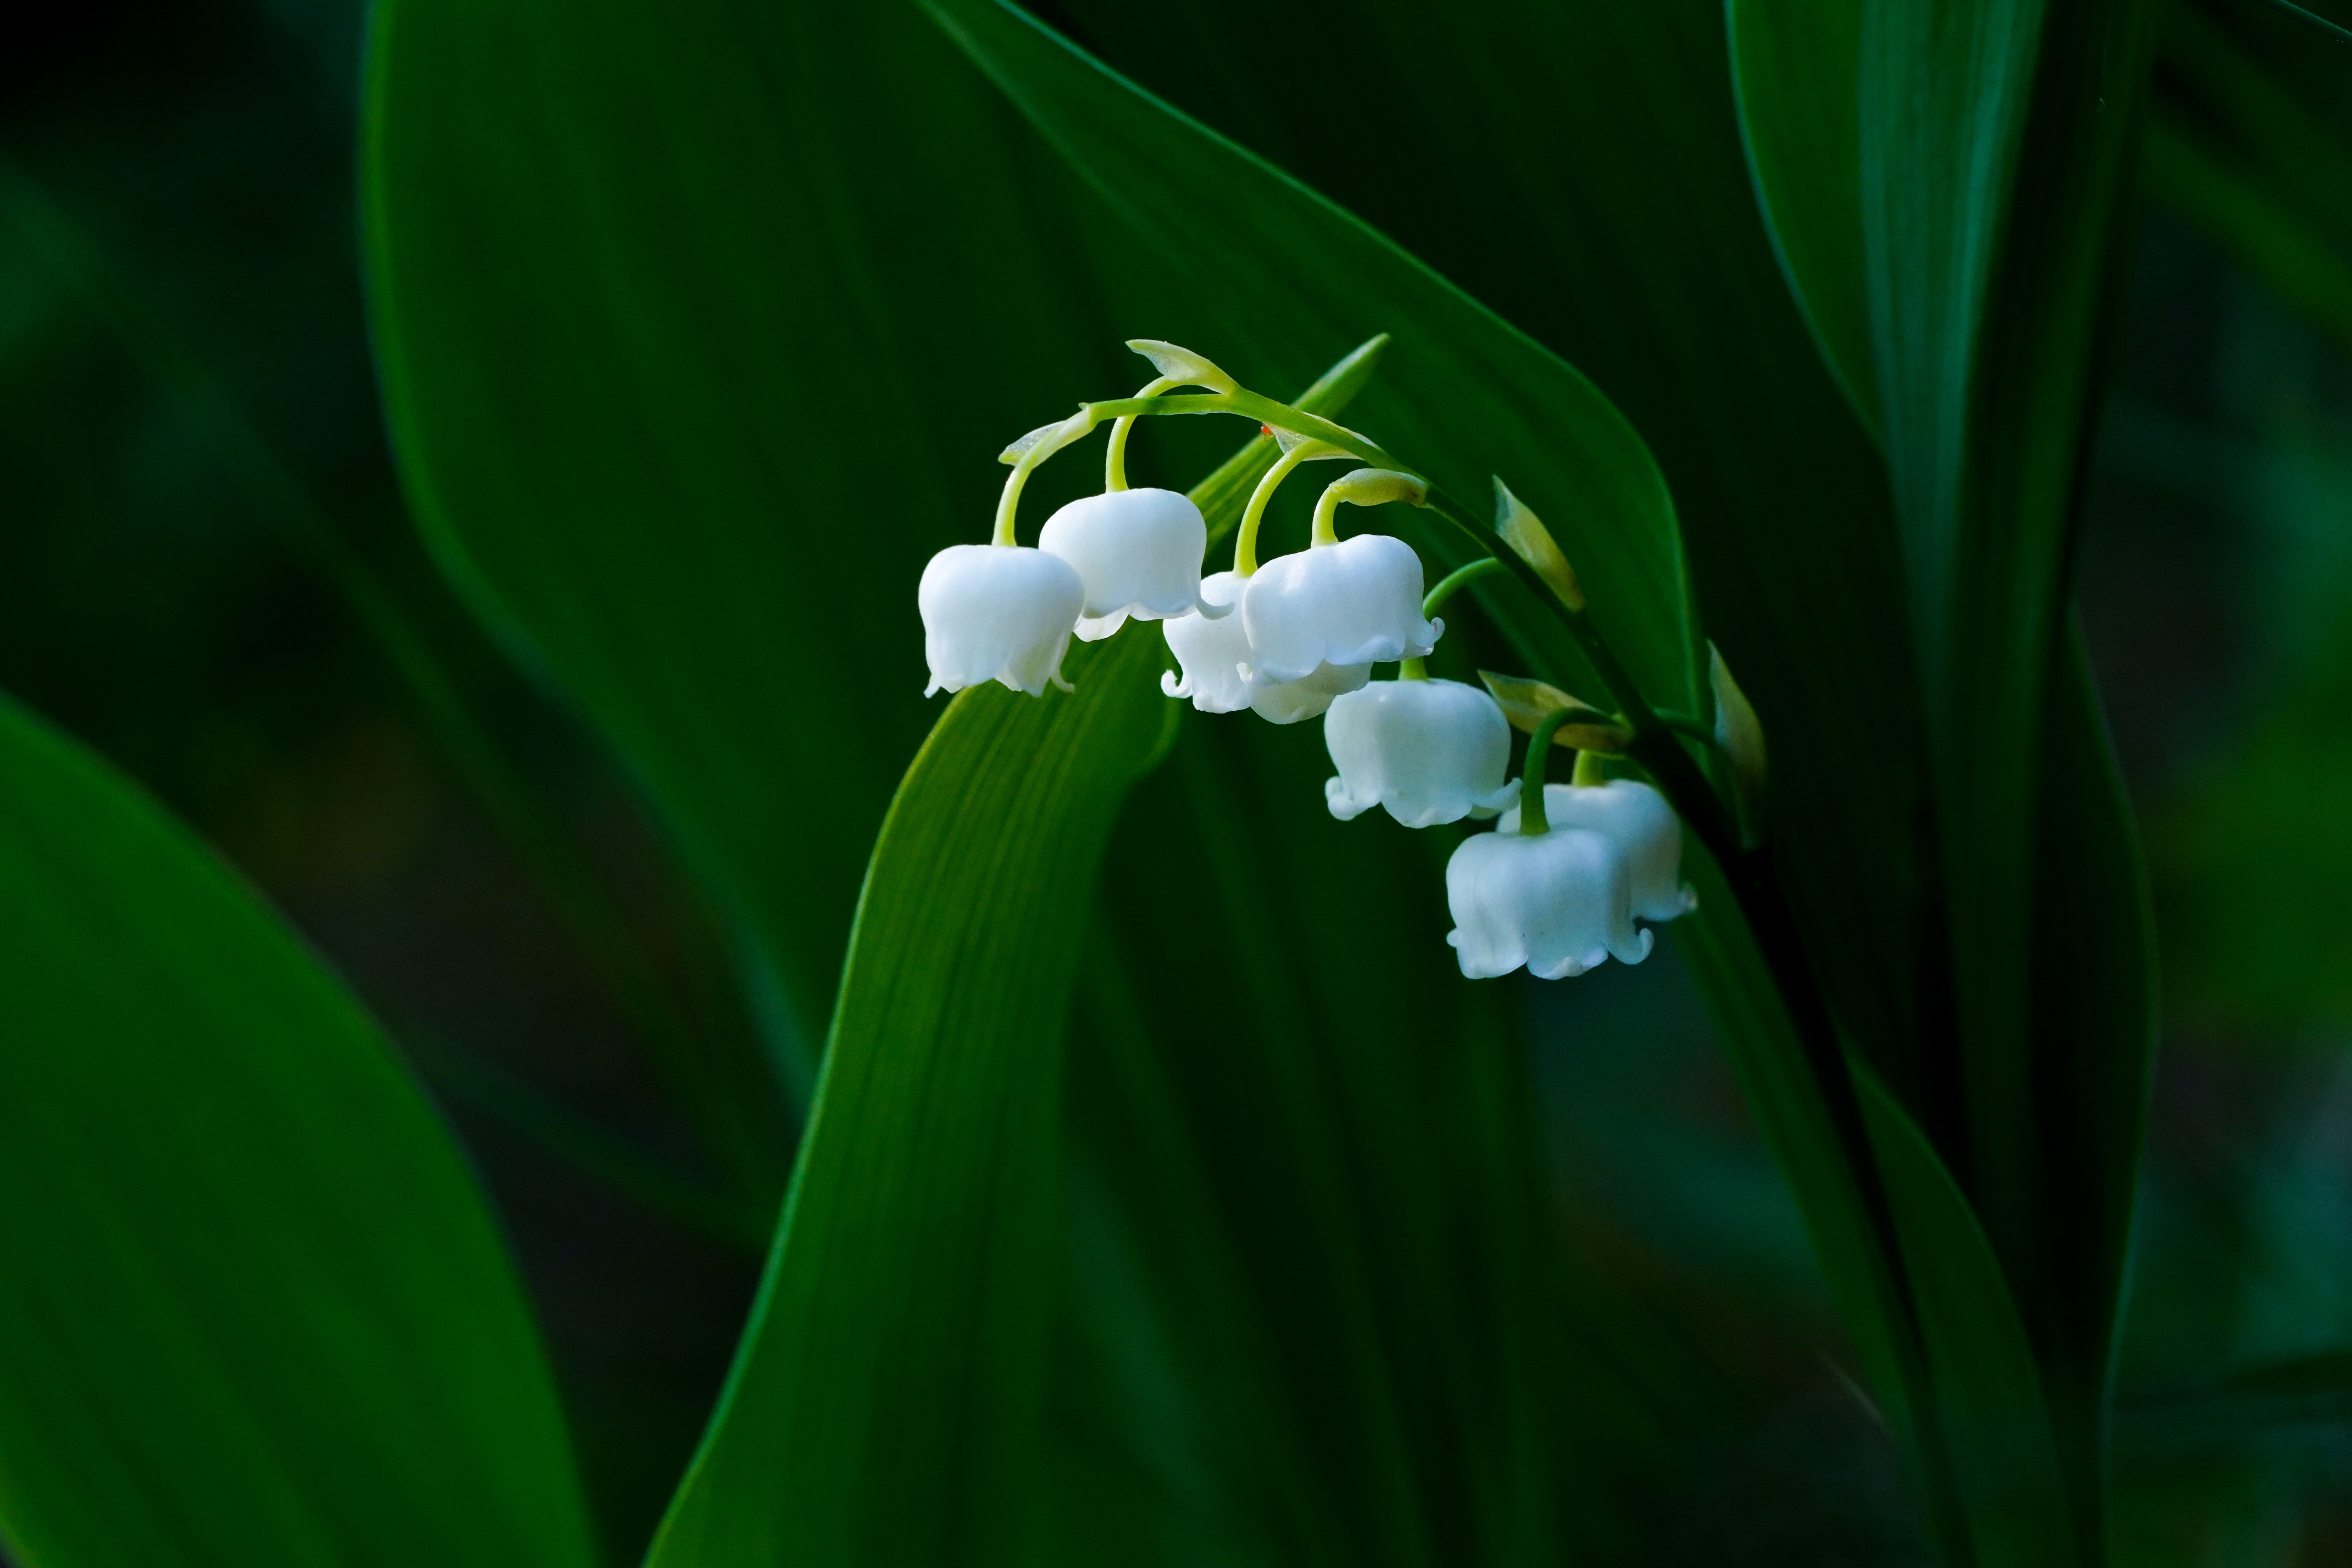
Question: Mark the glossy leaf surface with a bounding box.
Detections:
[0,694,594,1568]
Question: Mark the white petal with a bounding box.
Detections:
[1322,679,1511,828]
[1160,570,1254,712]
[1242,659,1370,724]
[1444,826,1650,980]
[918,543,1084,698]
[1496,780,1695,923]
[1240,534,1441,686]
[1040,488,1207,641]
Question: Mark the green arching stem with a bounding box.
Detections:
[1309,483,1345,546]
[993,409,1099,547]
[1516,708,1577,835]
[1234,441,1318,576]
[1423,556,1506,619]
[1105,376,1177,492]
[1396,553,1499,682]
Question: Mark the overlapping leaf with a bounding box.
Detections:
[0,694,593,1568]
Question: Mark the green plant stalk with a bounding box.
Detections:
[1514,707,1576,834]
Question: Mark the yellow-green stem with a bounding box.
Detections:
[1310,483,1343,546]
[1422,555,1506,619]
[1105,376,1176,492]
[1234,443,1316,576]
[1517,708,1576,835]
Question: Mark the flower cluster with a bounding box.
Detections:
[918,341,1701,982]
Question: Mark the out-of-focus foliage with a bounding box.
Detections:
[0,693,596,1568]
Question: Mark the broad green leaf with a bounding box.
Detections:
[363,0,1141,1087]
[646,627,1166,1568]
[645,362,1383,1567]
[1857,0,2153,1259]
[0,693,593,1568]
[1860,1068,2079,1568]
[1733,0,2160,1552]
[1727,0,1879,435]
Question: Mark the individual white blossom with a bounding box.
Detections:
[1445,825,1652,980]
[1496,780,1697,922]
[1038,487,1208,641]
[918,543,1084,697]
[1162,570,1253,712]
[1240,534,1441,699]
[1324,679,1516,828]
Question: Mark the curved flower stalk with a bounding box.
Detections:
[1324,679,1515,826]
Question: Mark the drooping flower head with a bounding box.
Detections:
[1040,487,1208,641]
[918,407,1096,698]
[918,544,1085,697]
[1238,468,1441,723]
[1325,678,1516,828]
[1445,825,1651,978]
[1496,779,1697,923]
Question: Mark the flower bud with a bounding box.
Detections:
[919,543,1085,697]
[1240,534,1440,697]
[1496,780,1696,923]
[1039,488,1208,641]
[1445,826,1651,979]
[1324,679,1516,828]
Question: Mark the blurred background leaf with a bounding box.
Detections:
[0,693,595,1568]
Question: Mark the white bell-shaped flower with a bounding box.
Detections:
[1496,780,1697,923]
[1445,825,1653,980]
[1240,533,1441,695]
[1162,570,1253,713]
[1038,487,1208,641]
[919,543,1084,697]
[1324,679,1517,828]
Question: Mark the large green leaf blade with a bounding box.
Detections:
[0,694,594,1568]
[646,631,1168,1568]
[1727,0,1879,436]
[363,0,1135,1078]
[1860,1069,2079,1568]
[644,375,1368,1567]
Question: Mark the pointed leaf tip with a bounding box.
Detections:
[1477,670,1630,753]
[1125,339,1238,394]
[1710,643,1768,846]
[1493,477,1584,611]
